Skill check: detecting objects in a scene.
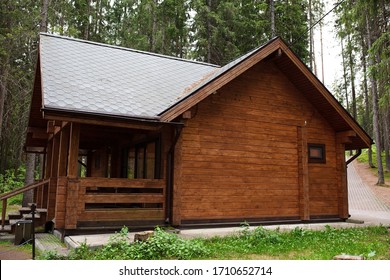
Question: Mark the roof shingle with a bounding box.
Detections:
[40,33,219,119]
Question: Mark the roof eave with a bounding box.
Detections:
[42,107,183,130]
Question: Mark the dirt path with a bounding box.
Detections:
[0,243,31,260]
[352,160,390,207]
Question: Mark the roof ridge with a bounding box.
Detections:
[39,32,220,68]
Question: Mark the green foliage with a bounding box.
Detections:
[64,227,210,260]
[0,166,25,194]
[41,225,390,260]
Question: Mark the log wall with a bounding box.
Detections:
[175,61,340,224]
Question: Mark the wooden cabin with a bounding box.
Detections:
[19,34,371,234]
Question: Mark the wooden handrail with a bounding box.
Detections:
[1,179,50,229]
[0,179,50,200]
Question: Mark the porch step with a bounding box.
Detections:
[0,224,12,233]
[20,207,47,215]
[7,211,23,220]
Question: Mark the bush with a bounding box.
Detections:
[67,227,210,260]
[0,166,25,194]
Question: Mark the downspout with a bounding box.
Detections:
[165,125,183,224]
[346,149,362,166]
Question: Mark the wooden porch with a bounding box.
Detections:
[54,177,166,230]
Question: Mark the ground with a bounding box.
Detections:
[353,160,390,207]
[1,160,389,260]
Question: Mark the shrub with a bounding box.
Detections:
[0,166,25,194]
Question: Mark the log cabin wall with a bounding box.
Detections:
[174,60,341,225]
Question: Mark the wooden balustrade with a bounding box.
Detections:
[62,178,166,229]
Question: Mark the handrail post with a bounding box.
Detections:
[1,199,6,229]
[31,203,36,260]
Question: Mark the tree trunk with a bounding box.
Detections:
[347,34,357,119]
[340,38,349,112]
[383,108,390,172]
[206,0,212,63]
[270,0,276,37]
[40,0,49,32]
[0,64,8,143]
[366,15,385,185]
[22,153,35,207]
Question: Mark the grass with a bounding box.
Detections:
[357,148,390,182]
[39,225,390,260]
[203,225,390,260]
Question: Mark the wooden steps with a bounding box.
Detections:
[0,207,48,234]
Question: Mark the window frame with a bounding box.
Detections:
[308,143,326,164]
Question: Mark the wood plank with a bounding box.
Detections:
[181,188,299,196]
[181,208,299,219]
[79,209,164,221]
[79,178,165,188]
[84,194,164,204]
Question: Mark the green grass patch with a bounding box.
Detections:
[39,225,390,260]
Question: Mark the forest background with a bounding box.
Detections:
[0,0,389,196]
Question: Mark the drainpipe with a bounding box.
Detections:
[165,125,183,224]
[346,149,362,166]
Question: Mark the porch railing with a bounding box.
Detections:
[59,177,166,229]
[0,179,50,229]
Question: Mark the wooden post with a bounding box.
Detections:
[44,138,53,179]
[298,126,310,221]
[336,142,348,219]
[67,123,80,177]
[171,129,183,226]
[1,199,6,229]
[58,124,70,177]
[64,178,79,229]
[45,134,61,218]
[64,123,80,230]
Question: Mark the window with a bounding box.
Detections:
[134,139,161,179]
[308,143,326,163]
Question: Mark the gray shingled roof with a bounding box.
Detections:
[40,33,221,120]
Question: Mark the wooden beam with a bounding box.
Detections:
[336,130,357,138]
[44,112,162,131]
[58,124,70,177]
[336,141,349,219]
[27,127,48,139]
[67,123,80,177]
[44,138,53,179]
[51,134,60,177]
[297,126,310,221]
[172,132,183,226]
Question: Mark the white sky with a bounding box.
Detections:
[313,0,343,90]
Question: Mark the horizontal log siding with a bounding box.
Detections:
[307,115,338,216]
[177,61,340,222]
[179,62,297,221]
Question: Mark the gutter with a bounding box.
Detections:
[165,125,183,224]
[346,149,362,166]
